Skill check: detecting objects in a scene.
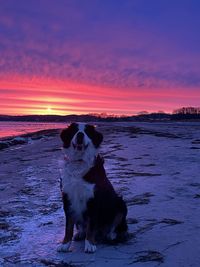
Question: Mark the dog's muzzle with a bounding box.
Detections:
[72,132,89,151]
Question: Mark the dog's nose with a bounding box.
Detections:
[76,132,84,145]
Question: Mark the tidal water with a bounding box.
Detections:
[0,121,68,139]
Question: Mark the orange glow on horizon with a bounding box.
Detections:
[1,75,200,116]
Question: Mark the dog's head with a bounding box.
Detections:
[60,123,103,162]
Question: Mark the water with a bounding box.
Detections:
[0,121,68,139]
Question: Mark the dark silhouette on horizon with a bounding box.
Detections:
[0,107,200,122]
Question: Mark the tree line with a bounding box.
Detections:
[172,107,200,120]
[173,107,200,115]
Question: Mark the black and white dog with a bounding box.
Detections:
[57,123,127,253]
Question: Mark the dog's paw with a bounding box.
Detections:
[73,231,86,241]
[57,242,72,252]
[84,239,96,253]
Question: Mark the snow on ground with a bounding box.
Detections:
[0,122,200,267]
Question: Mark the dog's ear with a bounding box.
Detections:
[60,123,78,148]
[85,125,103,148]
[93,130,103,148]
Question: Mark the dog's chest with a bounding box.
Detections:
[62,164,94,220]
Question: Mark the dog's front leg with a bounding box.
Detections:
[74,223,86,241]
[84,220,96,253]
[57,215,74,252]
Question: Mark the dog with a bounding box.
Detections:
[57,123,127,253]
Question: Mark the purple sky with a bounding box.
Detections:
[0,0,200,115]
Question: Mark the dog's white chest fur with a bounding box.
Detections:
[62,161,94,220]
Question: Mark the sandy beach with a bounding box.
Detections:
[1,122,200,267]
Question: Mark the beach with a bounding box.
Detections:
[1,122,200,267]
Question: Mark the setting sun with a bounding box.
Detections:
[46,106,52,114]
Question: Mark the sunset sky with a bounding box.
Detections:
[0,0,200,116]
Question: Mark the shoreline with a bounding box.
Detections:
[0,128,61,150]
[1,120,200,151]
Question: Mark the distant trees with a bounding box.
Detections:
[172,107,200,120]
[173,107,200,115]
